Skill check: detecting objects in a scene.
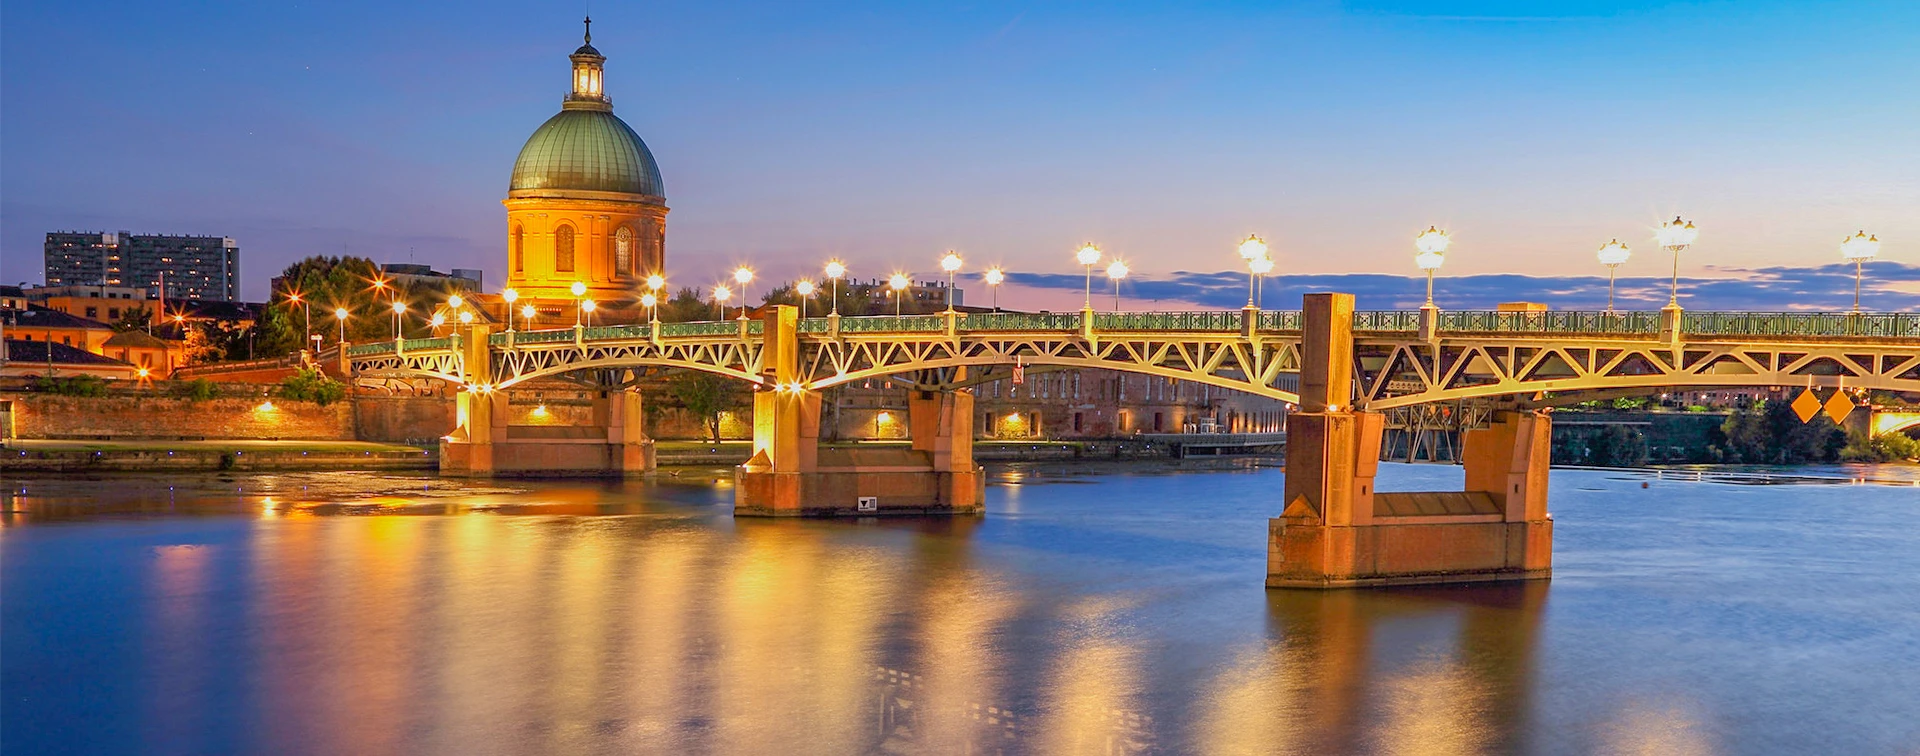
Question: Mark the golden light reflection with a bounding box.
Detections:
[1036,595,1149,754]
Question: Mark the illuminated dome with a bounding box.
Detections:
[509,109,664,198]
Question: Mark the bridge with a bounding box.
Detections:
[346,297,1920,588]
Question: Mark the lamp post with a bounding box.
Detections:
[1076,243,1102,311]
[640,292,658,323]
[1414,226,1450,307]
[390,300,406,339]
[888,273,909,318]
[1596,239,1631,312]
[732,267,754,320]
[520,304,536,331]
[1248,256,1274,309]
[645,274,665,323]
[983,267,1005,311]
[713,285,731,320]
[430,312,446,332]
[1655,216,1697,307]
[287,292,310,349]
[1840,230,1881,312]
[1238,235,1268,308]
[795,280,815,320]
[1105,260,1129,311]
[824,260,847,315]
[940,251,963,313]
[570,281,587,326]
[333,307,349,345]
[501,288,519,331]
[580,299,596,327]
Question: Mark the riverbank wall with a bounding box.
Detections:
[3,442,436,472]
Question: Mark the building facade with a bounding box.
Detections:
[502,19,667,307]
[44,231,240,302]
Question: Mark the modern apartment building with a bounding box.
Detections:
[44,231,240,302]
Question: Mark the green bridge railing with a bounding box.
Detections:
[348,310,1920,359]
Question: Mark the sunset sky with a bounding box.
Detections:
[3,0,1915,310]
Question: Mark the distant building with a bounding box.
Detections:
[380,263,483,292]
[24,284,153,325]
[0,339,140,380]
[0,286,25,311]
[44,231,240,302]
[843,278,963,314]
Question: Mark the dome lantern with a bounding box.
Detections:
[566,16,609,110]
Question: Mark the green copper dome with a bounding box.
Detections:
[509,109,665,199]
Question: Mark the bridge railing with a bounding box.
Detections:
[1683,312,1920,339]
[346,337,453,357]
[958,312,1082,330]
[838,315,949,333]
[1437,311,1662,335]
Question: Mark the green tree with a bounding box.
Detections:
[1590,425,1650,467]
[260,256,424,356]
[276,367,347,406]
[668,370,743,443]
[658,286,719,323]
[110,306,152,333]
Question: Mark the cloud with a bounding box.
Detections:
[1010,262,1920,312]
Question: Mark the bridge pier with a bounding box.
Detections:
[734,306,983,517]
[1267,293,1551,588]
[438,323,655,477]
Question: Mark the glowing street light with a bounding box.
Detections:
[333,307,349,344]
[447,293,464,309]
[733,267,754,320]
[571,281,588,326]
[795,280,815,319]
[286,291,311,348]
[390,299,407,338]
[1248,255,1274,308]
[519,303,536,330]
[888,273,910,318]
[1238,234,1268,260]
[1840,230,1881,312]
[459,310,475,325]
[1597,239,1632,312]
[1105,260,1129,311]
[430,312,446,330]
[579,299,596,327]
[1076,243,1102,310]
[713,284,732,320]
[824,260,847,315]
[983,267,1005,312]
[1414,226,1450,307]
[640,292,659,323]
[940,251,963,313]
[500,288,520,332]
[645,274,665,293]
[1655,216,1698,307]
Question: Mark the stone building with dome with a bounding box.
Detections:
[503,19,666,311]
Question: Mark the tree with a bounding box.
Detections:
[1589,425,1650,467]
[180,322,229,365]
[259,256,417,357]
[276,367,347,406]
[658,286,716,323]
[668,371,742,443]
[111,306,152,333]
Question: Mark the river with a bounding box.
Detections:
[3,462,1917,755]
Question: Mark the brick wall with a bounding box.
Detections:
[352,395,457,443]
[3,393,355,441]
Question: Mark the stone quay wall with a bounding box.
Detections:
[3,393,354,441]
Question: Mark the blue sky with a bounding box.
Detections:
[2,1,1914,310]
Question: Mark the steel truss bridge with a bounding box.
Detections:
[346,309,1920,408]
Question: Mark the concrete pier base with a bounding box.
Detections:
[439,380,655,477]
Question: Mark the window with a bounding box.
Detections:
[614,226,633,276]
[512,226,524,272]
[1154,412,1164,432]
[555,225,575,272]
[86,307,98,319]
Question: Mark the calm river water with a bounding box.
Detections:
[4,462,1918,755]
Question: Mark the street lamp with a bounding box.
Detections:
[732,267,754,320]
[1248,255,1274,309]
[713,285,732,320]
[1076,243,1102,310]
[1597,239,1631,312]
[795,280,815,320]
[430,312,446,331]
[1414,226,1450,307]
[640,292,659,323]
[520,303,536,330]
[571,281,587,325]
[1840,230,1881,312]
[888,273,910,318]
[824,260,847,315]
[390,300,407,338]
[1655,216,1698,307]
[286,291,310,348]
[646,273,666,294]
[447,293,464,309]
[333,307,349,344]
[1239,235,1269,308]
[983,267,1005,312]
[1105,260,1129,311]
[580,299,596,327]
[940,251,963,312]
[501,288,519,331]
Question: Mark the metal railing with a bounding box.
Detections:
[1683,312,1920,339]
[1436,310,1662,335]
[838,315,948,333]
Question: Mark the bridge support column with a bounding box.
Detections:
[601,388,657,474]
[1267,293,1552,588]
[734,304,983,517]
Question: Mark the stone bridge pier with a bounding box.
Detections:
[439,323,656,477]
[735,305,984,517]
[1268,293,1552,588]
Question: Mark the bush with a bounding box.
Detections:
[172,378,219,402]
[31,375,108,397]
[276,367,347,406]
[1840,433,1920,463]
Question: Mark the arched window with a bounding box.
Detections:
[512,226,525,273]
[555,225,575,272]
[614,226,633,277]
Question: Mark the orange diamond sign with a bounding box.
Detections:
[1824,390,1856,425]
[1790,388,1822,423]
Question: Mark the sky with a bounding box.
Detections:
[3,0,1916,311]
